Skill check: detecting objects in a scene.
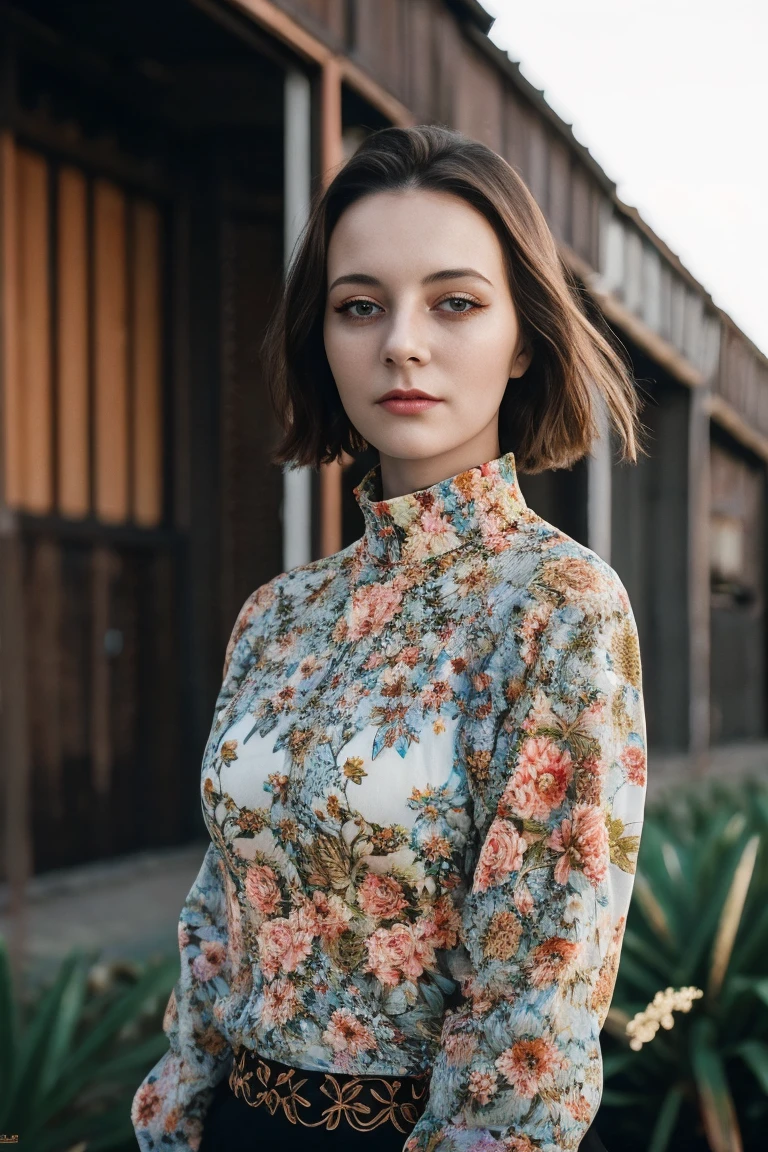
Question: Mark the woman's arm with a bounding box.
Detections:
[130,586,269,1151]
[406,566,647,1152]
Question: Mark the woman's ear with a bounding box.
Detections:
[509,342,533,380]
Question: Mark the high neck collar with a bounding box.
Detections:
[352,450,528,565]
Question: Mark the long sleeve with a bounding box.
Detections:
[131,587,269,1151]
[405,568,647,1152]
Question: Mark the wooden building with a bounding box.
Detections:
[0,0,766,900]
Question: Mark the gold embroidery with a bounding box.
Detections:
[228,1048,428,1133]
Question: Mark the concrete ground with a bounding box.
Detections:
[0,840,210,993]
[2,738,767,993]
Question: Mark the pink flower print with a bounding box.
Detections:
[348,579,406,641]
[423,894,462,950]
[473,819,526,893]
[540,555,606,600]
[131,1081,163,1128]
[519,604,550,666]
[527,936,583,987]
[162,989,178,1032]
[503,1136,537,1152]
[257,903,317,978]
[312,890,354,940]
[364,922,435,986]
[621,744,647,787]
[261,975,300,1027]
[357,873,409,919]
[565,1092,594,1122]
[500,737,574,820]
[322,1008,377,1057]
[245,864,282,916]
[513,881,535,916]
[191,939,227,982]
[547,804,609,888]
[442,1029,478,1067]
[401,506,462,562]
[226,886,244,963]
[495,1036,564,1098]
[467,1069,499,1106]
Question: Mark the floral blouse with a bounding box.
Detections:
[131,449,647,1152]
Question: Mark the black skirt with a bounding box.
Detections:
[198,1049,609,1152]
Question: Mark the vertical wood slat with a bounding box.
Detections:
[131,199,163,526]
[571,164,592,265]
[17,147,53,514]
[93,179,128,522]
[1,131,20,507]
[91,544,113,796]
[57,166,90,518]
[547,138,571,245]
[504,91,532,187]
[27,538,63,818]
[527,119,549,212]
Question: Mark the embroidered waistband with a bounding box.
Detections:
[228,1046,430,1134]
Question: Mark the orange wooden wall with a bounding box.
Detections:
[1,137,164,526]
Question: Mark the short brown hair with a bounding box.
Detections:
[262,123,645,474]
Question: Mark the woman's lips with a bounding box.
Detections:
[378,397,443,414]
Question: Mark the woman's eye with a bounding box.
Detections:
[438,297,477,313]
[337,300,382,318]
[335,296,481,319]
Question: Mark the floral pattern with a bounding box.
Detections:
[131,449,647,1152]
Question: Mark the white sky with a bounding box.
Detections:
[481,0,768,358]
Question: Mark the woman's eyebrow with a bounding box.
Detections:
[328,268,493,292]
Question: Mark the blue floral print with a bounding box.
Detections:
[131,449,647,1152]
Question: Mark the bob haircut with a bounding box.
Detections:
[262,123,645,474]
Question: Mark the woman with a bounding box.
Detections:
[132,124,647,1152]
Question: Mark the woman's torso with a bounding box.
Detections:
[198,497,608,1077]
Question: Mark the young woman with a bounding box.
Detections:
[132,124,648,1152]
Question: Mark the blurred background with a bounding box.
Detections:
[0,1,766,1149]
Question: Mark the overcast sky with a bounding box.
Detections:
[481,0,767,358]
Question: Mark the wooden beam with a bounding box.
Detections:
[561,243,706,391]
[706,393,768,463]
[339,57,415,129]
[226,0,413,127]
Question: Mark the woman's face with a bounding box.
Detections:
[323,187,532,492]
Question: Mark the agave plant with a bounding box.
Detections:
[0,937,178,1152]
[600,776,768,1152]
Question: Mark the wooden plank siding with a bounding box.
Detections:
[4,145,165,524]
[16,147,53,515]
[131,200,164,527]
[93,180,130,524]
[57,167,90,520]
[710,438,766,742]
[0,119,174,875]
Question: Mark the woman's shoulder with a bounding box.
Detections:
[514,509,633,621]
[227,540,360,650]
